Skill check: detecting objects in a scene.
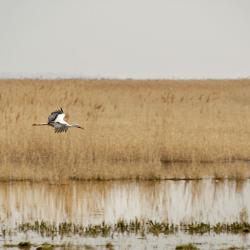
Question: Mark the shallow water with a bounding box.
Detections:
[1,179,250,249]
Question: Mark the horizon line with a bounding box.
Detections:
[0,74,250,81]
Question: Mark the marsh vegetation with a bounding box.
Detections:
[1,79,250,181]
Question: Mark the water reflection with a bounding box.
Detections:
[0,179,250,227]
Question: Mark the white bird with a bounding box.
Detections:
[32,108,84,133]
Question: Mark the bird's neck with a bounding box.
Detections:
[70,124,78,128]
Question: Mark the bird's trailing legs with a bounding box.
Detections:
[32,123,49,126]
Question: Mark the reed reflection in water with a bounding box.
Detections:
[0,179,250,227]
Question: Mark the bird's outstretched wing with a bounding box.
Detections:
[48,108,64,123]
[54,122,68,133]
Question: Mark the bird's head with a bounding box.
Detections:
[73,124,84,130]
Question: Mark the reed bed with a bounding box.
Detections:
[1,79,250,181]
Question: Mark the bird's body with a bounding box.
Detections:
[33,108,84,133]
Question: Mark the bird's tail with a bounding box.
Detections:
[32,123,48,126]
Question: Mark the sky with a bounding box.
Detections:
[0,0,250,79]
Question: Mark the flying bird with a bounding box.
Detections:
[32,108,84,133]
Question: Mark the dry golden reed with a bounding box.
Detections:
[1,79,250,181]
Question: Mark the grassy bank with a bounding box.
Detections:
[1,79,250,181]
[9,220,250,237]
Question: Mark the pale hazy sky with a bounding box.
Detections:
[0,0,250,79]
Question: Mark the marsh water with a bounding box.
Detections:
[1,179,250,249]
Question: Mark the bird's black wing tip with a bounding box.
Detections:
[50,107,63,115]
